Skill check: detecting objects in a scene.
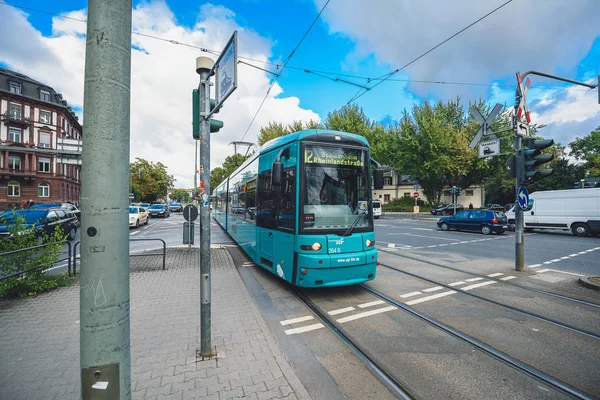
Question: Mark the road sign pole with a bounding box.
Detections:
[196,56,215,358]
[80,0,132,398]
[515,119,525,272]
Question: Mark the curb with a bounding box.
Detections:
[578,277,600,291]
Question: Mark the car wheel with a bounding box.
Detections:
[440,222,449,231]
[135,219,139,228]
[524,228,533,233]
[144,217,149,225]
[481,225,491,235]
[374,216,379,219]
[68,227,77,241]
[571,223,591,237]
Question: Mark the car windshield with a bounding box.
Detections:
[129,207,139,214]
[0,210,47,225]
[494,211,507,218]
[150,205,164,209]
[140,203,149,208]
[302,144,372,232]
[373,201,381,208]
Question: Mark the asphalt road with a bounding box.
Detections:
[375,214,600,277]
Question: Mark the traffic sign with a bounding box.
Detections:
[413,192,419,199]
[209,31,238,117]
[469,103,503,148]
[517,187,529,210]
[516,72,531,124]
[516,121,530,136]
[183,204,198,221]
[478,139,500,158]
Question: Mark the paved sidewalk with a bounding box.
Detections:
[0,247,311,400]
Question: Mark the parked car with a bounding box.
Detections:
[431,203,464,216]
[482,204,505,212]
[148,204,170,218]
[31,203,81,224]
[372,200,382,219]
[169,203,183,212]
[437,209,508,235]
[129,206,149,228]
[0,208,78,241]
[504,203,515,212]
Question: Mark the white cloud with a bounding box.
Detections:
[0,1,319,188]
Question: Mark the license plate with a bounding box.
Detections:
[502,225,508,228]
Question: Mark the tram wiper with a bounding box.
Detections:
[342,205,368,237]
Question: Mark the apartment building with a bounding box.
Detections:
[0,68,82,210]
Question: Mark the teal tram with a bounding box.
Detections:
[212,129,384,288]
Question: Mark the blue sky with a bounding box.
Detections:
[1,0,598,187]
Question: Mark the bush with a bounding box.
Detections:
[382,197,432,212]
[0,212,70,298]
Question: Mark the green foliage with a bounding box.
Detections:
[257,120,321,146]
[210,153,252,191]
[0,213,69,298]
[130,158,175,203]
[569,127,600,177]
[381,197,431,212]
[170,189,191,203]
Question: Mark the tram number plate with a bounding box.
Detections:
[328,247,341,254]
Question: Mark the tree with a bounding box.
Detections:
[257,120,321,146]
[210,153,253,190]
[569,127,600,177]
[130,158,175,203]
[170,189,191,203]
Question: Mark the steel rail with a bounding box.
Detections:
[360,284,594,400]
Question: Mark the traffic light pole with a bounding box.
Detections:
[513,71,597,272]
[196,56,215,358]
[80,0,132,398]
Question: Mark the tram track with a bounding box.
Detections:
[376,261,600,339]
[377,247,600,309]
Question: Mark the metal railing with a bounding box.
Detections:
[72,238,166,274]
[0,241,72,281]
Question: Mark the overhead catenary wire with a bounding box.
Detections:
[347,0,514,104]
[238,0,332,142]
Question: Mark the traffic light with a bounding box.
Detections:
[210,118,223,133]
[521,138,554,185]
[193,91,224,138]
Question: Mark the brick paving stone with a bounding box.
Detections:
[0,248,310,400]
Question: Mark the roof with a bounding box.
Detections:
[0,67,80,125]
[259,129,370,154]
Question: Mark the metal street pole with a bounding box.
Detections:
[80,0,132,398]
[196,56,215,358]
[194,139,198,203]
[513,70,596,272]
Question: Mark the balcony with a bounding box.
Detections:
[56,137,82,155]
[1,112,31,128]
[0,168,37,178]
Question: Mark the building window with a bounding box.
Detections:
[403,192,410,198]
[8,127,21,142]
[38,157,50,172]
[8,182,20,197]
[38,183,50,197]
[9,103,22,119]
[10,82,21,94]
[40,90,51,102]
[384,194,391,203]
[40,111,51,124]
[466,189,474,196]
[39,132,51,148]
[8,155,21,170]
[384,176,392,186]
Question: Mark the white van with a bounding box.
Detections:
[505,188,600,236]
[373,200,382,219]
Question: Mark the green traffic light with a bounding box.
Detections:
[521,138,555,185]
[192,89,200,140]
[210,119,224,133]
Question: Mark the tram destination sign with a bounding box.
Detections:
[304,148,364,167]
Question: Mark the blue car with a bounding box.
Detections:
[148,204,170,218]
[437,209,508,235]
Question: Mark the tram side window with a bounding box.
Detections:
[245,180,257,224]
[278,169,295,231]
[257,171,277,229]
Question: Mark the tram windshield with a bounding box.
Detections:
[302,144,372,232]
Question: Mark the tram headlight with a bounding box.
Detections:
[366,239,375,247]
[300,242,322,251]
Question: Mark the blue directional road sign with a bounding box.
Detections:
[518,187,529,210]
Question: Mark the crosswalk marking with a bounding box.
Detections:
[337,306,397,323]
[462,281,496,291]
[280,316,313,326]
[405,291,457,305]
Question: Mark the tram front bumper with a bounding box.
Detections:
[295,249,378,287]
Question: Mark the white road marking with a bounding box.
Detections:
[357,300,385,308]
[328,307,355,316]
[448,281,466,286]
[399,291,422,298]
[594,247,600,250]
[550,258,561,262]
[487,273,504,277]
[337,306,397,323]
[543,261,553,264]
[438,244,448,247]
[449,242,459,245]
[569,254,579,257]
[412,228,434,231]
[578,251,587,255]
[405,291,457,305]
[422,286,444,293]
[280,316,313,326]
[130,231,140,236]
[285,323,324,335]
[462,281,497,291]
[388,232,459,241]
[387,243,395,248]
[560,256,570,260]
[427,245,437,248]
[500,276,516,281]
[459,241,471,244]
[536,269,585,277]
[527,264,542,268]
[465,277,484,282]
